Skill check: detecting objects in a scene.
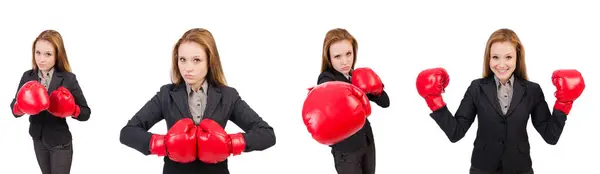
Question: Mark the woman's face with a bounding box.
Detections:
[329,39,354,75]
[489,41,517,83]
[34,40,56,72]
[178,41,209,87]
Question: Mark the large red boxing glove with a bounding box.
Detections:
[302,81,371,145]
[416,67,449,111]
[197,119,247,163]
[48,86,81,118]
[13,80,50,115]
[552,69,585,115]
[150,118,197,163]
[352,67,384,96]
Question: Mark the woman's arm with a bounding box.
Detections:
[10,72,28,118]
[119,92,165,155]
[429,82,478,143]
[228,89,276,152]
[367,91,390,108]
[530,84,567,145]
[67,74,91,121]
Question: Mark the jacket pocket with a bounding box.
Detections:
[475,142,487,152]
[517,143,530,154]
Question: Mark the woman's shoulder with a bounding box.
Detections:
[213,85,240,98]
[158,83,179,92]
[20,69,34,76]
[318,70,334,76]
[60,71,76,79]
[317,70,337,84]
[519,79,542,91]
[467,77,488,86]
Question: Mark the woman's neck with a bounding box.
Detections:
[40,68,53,78]
[189,79,206,92]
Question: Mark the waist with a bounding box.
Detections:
[163,158,229,174]
[29,112,68,124]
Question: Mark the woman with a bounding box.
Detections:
[119,28,276,174]
[416,28,585,173]
[316,28,390,174]
[10,29,92,174]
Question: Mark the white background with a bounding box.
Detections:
[1,0,598,173]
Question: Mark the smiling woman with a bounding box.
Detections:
[416,28,586,174]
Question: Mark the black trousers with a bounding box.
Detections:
[470,165,534,174]
[33,139,73,174]
[331,144,376,174]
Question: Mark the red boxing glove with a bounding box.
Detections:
[552,69,585,115]
[48,86,81,118]
[13,81,50,115]
[197,119,231,163]
[228,133,246,156]
[416,67,449,111]
[352,67,384,96]
[302,81,371,145]
[149,134,167,157]
[150,118,197,163]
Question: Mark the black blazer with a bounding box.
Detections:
[317,68,390,152]
[430,76,567,173]
[10,69,91,146]
[119,83,276,174]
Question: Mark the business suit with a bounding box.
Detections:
[10,69,91,174]
[120,82,276,174]
[317,68,389,174]
[430,76,566,174]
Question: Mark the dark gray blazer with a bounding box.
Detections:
[120,82,276,174]
[10,69,91,146]
[430,76,566,173]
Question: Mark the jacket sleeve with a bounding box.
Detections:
[429,81,478,143]
[228,89,276,152]
[10,71,29,118]
[67,74,91,121]
[530,84,567,145]
[119,92,165,155]
[367,91,390,108]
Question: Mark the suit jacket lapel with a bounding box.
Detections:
[26,70,38,82]
[170,84,191,119]
[332,70,351,83]
[48,71,63,93]
[203,83,221,120]
[481,77,503,116]
[505,78,526,117]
